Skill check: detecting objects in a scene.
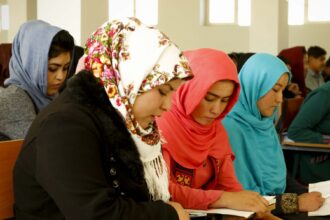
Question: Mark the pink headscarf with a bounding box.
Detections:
[157,48,240,168]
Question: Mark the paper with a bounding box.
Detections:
[308,180,330,216]
[187,196,275,218]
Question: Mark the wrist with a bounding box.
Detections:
[281,193,299,214]
[210,191,230,208]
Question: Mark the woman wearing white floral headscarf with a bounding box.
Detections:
[14,18,192,220]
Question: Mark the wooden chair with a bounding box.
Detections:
[279,97,305,132]
[0,139,23,219]
[0,43,12,87]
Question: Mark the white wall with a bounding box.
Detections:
[81,0,108,47]
[0,0,8,42]
[157,0,330,55]
[158,0,249,53]
[3,0,330,56]
[37,0,81,45]
[289,23,330,54]
[7,0,30,41]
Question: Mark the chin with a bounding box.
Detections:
[47,90,60,96]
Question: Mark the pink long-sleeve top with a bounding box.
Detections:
[163,149,242,210]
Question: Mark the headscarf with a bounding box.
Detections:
[223,53,291,195]
[5,20,62,111]
[84,17,192,201]
[278,46,307,96]
[157,48,240,169]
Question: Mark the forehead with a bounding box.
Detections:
[162,79,184,90]
[311,55,326,61]
[48,52,71,63]
[275,73,289,86]
[207,80,235,95]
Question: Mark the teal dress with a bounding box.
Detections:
[288,82,330,184]
[223,53,291,195]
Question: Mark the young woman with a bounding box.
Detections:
[288,81,330,184]
[223,53,325,219]
[278,46,308,97]
[0,20,74,139]
[156,48,270,215]
[14,18,192,220]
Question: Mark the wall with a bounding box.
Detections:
[3,0,330,55]
[158,0,249,53]
[289,23,330,54]
[37,0,81,45]
[7,0,34,41]
[0,0,8,42]
[80,0,108,47]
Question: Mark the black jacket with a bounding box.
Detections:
[13,71,178,220]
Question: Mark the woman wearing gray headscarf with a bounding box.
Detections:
[0,20,74,140]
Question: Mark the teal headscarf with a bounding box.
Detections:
[223,53,291,195]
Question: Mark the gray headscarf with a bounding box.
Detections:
[5,20,61,111]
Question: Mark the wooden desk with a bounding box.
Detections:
[282,141,330,153]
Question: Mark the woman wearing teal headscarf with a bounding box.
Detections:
[223,53,325,218]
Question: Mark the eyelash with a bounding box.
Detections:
[158,89,167,96]
[205,97,229,103]
[205,97,214,102]
[48,67,69,73]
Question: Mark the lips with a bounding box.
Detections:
[50,84,62,89]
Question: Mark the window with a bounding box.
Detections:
[288,0,304,25]
[208,0,251,26]
[308,0,330,22]
[288,0,330,25]
[1,5,9,30]
[108,0,158,26]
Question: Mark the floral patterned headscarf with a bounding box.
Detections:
[84,17,192,201]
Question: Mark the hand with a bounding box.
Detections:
[287,83,302,96]
[167,201,189,220]
[298,192,325,212]
[210,190,269,213]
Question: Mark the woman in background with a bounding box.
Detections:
[278,46,308,97]
[0,20,74,139]
[223,53,324,219]
[288,82,330,184]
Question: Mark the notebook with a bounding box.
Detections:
[308,180,330,216]
[187,195,275,218]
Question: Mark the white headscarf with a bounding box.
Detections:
[84,17,192,201]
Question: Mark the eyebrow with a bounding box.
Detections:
[274,83,285,88]
[207,92,231,99]
[164,83,174,91]
[49,62,70,66]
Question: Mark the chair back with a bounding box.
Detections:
[281,97,305,132]
[0,139,23,219]
[0,43,12,87]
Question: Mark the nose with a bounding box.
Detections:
[56,69,67,81]
[161,94,172,112]
[275,91,283,104]
[210,100,225,115]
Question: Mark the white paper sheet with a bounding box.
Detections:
[308,180,330,216]
[187,196,275,218]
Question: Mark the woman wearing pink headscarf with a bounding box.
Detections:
[157,48,269,213]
